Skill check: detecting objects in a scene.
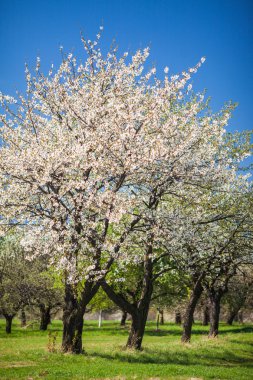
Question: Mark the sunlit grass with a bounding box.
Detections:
[0,319,252,379]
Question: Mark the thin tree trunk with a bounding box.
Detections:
[39,304,51,331]
[226,309,238,325]
[4,314,14,334]
[160,309,164,325]
[126,249,153,350]
[20,307,27,327]
[238,310,243,323]
[120,310,127,326]
[202,305,209,326]
[175,311,182,324]
[208,291,222,338]
[156,310,160,331]
[181,278,203,342]
[126,261,153,348]
[98,310,102,328]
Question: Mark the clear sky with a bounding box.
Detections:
[0,0,252,138]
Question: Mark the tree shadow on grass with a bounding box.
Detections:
[218,326,253,334]
[144,325,253,337]
[1,322,252,340]
[88,347,253,368]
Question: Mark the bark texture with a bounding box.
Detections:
[127,307,150,349]
[208,289,222,337]
[62,281,100,354]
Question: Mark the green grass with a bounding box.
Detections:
[0,319,252,380]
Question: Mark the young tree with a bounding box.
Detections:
[35,272,63,331]
[89,287,116,327]
[0,234,37,333]
[224,271,253,325]
[151,270,189,328]
[180,191,252,342]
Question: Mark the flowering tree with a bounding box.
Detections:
[204,207,253,338]
[224,270,253,325]
[176,189,253,342]
[101,177,251,348]
[0,29,247,352]
[0,234,39,333]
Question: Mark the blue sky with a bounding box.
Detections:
[0,0,252,139]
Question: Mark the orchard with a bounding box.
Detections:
[0,30,252,379]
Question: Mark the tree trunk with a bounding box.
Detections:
[156,310,160,331]
[226,309,238,325]
[98,310,102,328]
[181,278,203,342]
[120,310,127,326]
[39,304,51,331]
[102,279,147,348]
[101,245,154,350]
[62,284,84,354]
[102,249,154,350]
[208,291,221,338]
[126,251,153,350]
[20,308,26,327]
[160,309,164,325]
[126,307,149,350]
[202,305,209,326]
[61,281,100,354]
[5,314,14,334]
[238,310,243,324]
[62,307,84,354]
[175,311,182,324]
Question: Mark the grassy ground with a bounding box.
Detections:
[0,319,252,380]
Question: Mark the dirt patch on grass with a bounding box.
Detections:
[0,361,37,368]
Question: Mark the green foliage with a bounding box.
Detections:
[89,288,115,312]
[152,270,189,309]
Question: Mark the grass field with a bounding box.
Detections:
[0,319,252,380]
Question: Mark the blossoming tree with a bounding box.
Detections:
[0,30,248,352]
